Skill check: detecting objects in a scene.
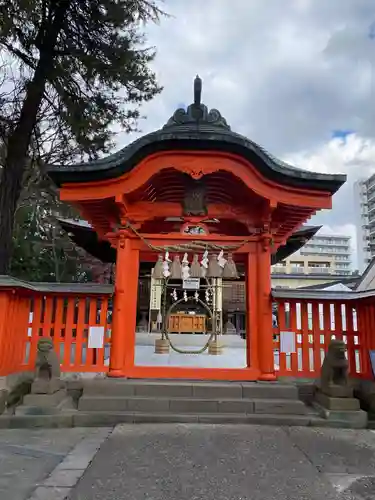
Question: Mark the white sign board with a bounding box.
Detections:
[28,312,34,337]
[88,326,105,349]
[280,331,296,354]
[183,278,200,290]
[150,277,162,310]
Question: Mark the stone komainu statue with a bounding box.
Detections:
[35,338,60,381]
[320,339,348,390]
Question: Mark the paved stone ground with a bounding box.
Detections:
[3,425,375,500]
[0,428,101,500]
[68,425,375,500]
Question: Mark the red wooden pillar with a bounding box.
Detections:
[257,236,276,381]
[109,233,139,377]
[246,251,259,373]
[123,242,139,374]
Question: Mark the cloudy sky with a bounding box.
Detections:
[117,0,375,269]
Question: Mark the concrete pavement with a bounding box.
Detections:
[69,425,375,500]
[2,425,375,499]
[0,427,106,500]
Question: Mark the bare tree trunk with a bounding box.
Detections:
[0,74,46,273]
[0,1,69,274]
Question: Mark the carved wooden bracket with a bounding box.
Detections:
[260,233,273,253]
[182,178,207,216]
[111,228,133,249]
[115,194,129,225]
[179,158,220,180]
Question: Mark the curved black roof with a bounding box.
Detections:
[270,225,321,265]
[47,76,346,193]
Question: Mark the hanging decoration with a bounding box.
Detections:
[181,253,190,280]
[150,247,238,357]
[182,265,190,280]
[207,254,222,278]
[222,252,239,279]
[190,254,202,278]
[163,251,171,278]
[170,255,182,279]
[152,254,164,279]
[201,250,209,277]
[217,249,227,268]
[120,217,247,358]
[156,311,163,330]
[156,250,238,281]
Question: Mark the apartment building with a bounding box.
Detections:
[272,233,352,280]
[354,175,375,272]
[299,233,352,275]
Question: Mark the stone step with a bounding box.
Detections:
[0,411,366,429]
[78,396,307,415]
[15,405,62,416]
[16,394,75,416]
[73,411,313,427]
[83,380,299,400]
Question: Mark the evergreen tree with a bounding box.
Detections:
[11,159,114,282]
[0,0,165,273]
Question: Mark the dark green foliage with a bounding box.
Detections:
[10,162,86,281]
[0,0,165,272]
[10,161,113,282]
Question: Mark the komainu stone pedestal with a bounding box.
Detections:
[15,338,74,416]
[314,339,367,428]
[313,395,367,428]
[16,381,74,416]
[315,383,359,411]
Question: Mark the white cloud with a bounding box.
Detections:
[285,134,375,268]
[285,134,375,177]
[115,0,375,269]
[120,0,375,153]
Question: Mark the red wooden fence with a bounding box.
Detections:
[0,278,113,376]
[0,278,374,380]
[272,289,375,380]
[24,294,112,373]
[273,298,364,378]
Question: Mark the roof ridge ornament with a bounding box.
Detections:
[194,74,202,105]
[163,75,231,131]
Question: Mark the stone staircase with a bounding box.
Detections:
[75,379,318,427]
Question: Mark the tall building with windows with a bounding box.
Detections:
[299,233,352,274]
[354,175,375,273]
[272,233,352,282]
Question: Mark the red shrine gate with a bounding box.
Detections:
[45,77,345,381]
